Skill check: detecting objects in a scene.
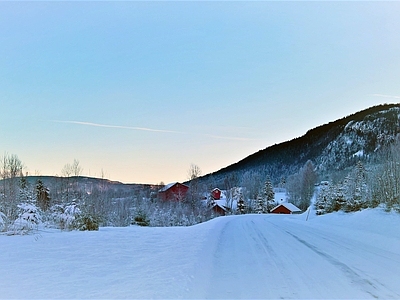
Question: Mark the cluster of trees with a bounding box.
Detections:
[315,137,400,214]
[315,161,368,214]
[243,178,276,214]
[0,159,215,234]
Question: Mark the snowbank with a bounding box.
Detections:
[1,208,399,299]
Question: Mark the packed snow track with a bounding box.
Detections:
[1,210,400,299]
[190,214,400,299]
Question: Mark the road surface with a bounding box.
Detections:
[188,214,400,299]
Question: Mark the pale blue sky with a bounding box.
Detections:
[1,1,400,184]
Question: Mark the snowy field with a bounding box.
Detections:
[1,209,400,299]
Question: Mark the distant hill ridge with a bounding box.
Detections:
[16,104,400,188]
[201,103,400,185]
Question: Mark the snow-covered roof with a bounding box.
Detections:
[158,182,189,192]
[271,202,301,212]
[159,182,177,192]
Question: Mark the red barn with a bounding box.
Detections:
[158,182,189,201]
[211,188,222,200]
[270,203,301,214]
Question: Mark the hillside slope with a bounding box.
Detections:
[202,103,400,185]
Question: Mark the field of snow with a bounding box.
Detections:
[1,208,400,299]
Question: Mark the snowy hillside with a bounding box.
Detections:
[318,106,400,172]
[203,104,400,184]
[1,208,400,299]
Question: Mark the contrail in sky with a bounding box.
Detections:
[53,120,183,134]
[53,120,260,141]
[372,94,400,99]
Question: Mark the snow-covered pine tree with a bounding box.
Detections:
[18,177,33,204]
[237,192,246,214]
[12,202,42,234]
[344,161,368,212]
[255,193,265,214]
[314,183,331,215]
[331,181,346,212]
[264,177,275,212]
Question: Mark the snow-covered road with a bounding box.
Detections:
[190,214,400,299]
[1,209,400,299]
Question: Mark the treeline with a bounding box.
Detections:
[315,136,400,214]
[0,158,212,234]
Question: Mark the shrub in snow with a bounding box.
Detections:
[0,210,7,232]
[75,213,100,231]
[133,210,150,226]
[12,203,42,233]
[50,202,81,230]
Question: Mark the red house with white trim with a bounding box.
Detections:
[270,203,301,214]
[158,182,189,201]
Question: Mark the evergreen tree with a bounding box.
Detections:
[18,177,33,204]
[264,177,275,212]
[236,192,246,214]
[345,161,368,212]
[36,180,51,211]
[315,183,331,215]
[255,193,265,214]
[13,203,42,233]
[331,181,346,212]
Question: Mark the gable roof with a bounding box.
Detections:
[271,202,301,213]
[158,182,189,193]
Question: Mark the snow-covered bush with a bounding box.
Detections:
[50,202,81,230]
[12,203,42,234]
[0,210,7,232]
[50,202,99,231]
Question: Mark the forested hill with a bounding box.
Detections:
[201,103,400,185]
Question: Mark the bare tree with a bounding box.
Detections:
[287,160,317,211]
[187,163,202,181]
[223,173,239,214]
[0,153,24,229]
[187,164,202,209]
[72,159,83,177]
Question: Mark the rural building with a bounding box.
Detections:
[210,202,229,216]
[158,182,189,201]
[270,202,301,214]
[211,188,222,200]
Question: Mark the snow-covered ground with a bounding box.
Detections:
[1,208,400,299]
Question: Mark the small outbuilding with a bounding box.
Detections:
[211,202,229,216]
[158,182,189,201]
[270,202,301,214]
[211,188,222,200]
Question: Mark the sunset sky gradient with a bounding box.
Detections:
[1,1,400,183]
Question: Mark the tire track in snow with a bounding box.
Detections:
[280,220,400,299]
[189,215,400,299]
[285,230,381,299]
